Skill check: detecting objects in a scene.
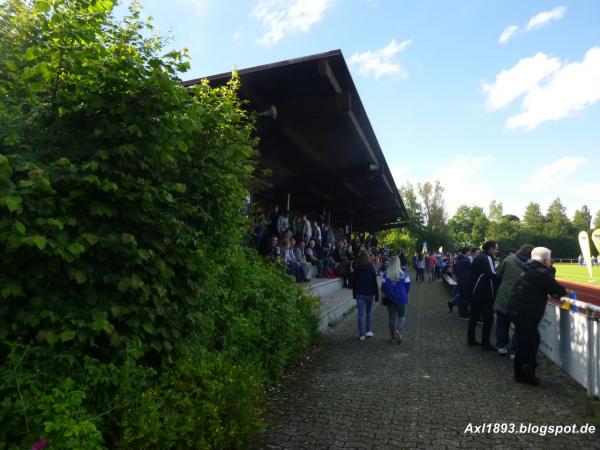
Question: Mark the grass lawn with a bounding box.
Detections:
[554,263,600,287]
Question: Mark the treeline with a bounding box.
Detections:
[381,181,600,258]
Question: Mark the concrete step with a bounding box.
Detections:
[304,277,355,333]
[306,277,343,298]
[317,286,355,333]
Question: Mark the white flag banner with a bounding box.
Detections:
[592,228,600,256]
[578,231,593,278]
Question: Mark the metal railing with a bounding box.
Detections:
[539,296,600,398]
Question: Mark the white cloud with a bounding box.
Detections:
[498,25,518,44]
[483,52,561,110]
[507,47,600,130]
[190,0,209,15]
[526,6,566,31]
[251,0,335,46]
[522,157,587,192]
[403,155,494,216]
[496,6,566,45]
[349,39,412,80]
[232,30,243,44]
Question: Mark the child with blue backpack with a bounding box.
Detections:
[382,256,411,344]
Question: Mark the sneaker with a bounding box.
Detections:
[458,315,470,321]
[366,331,374,338]
[394,330,402,344]
[497,347,509,355]
[359,336,366,341]
[510,353,516,360]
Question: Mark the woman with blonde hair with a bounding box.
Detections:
[382,256,411,343]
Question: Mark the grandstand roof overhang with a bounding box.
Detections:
[183,49,408,232]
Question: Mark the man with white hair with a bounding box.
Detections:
[508,247,568,386]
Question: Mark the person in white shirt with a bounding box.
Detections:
[302,214,312,241]
[277,210,289,236]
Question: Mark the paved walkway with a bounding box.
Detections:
[261,279,599,449]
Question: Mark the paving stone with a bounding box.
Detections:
[259,280,600,449]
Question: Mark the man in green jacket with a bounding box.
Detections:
[494,244,533,356]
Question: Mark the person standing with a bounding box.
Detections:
[411,252,418,276]
[382,256,411,344]
[269,205,280,237]
[508,247,567,385]
[313,221,322,247]
[351,251,379,341]
[467,241,499,350]
[277,210,289,237]
[302,214,312,242]
[453,248,472,319]
[494,244,533,355]
[399,250,408,270]
[426,252,437,282]
[416,253,426,282]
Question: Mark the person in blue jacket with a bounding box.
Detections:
[382,255,411,344]
[351,251,379,341]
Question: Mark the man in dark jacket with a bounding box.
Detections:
[508,247,568,385]
[454,248,472,319]
[467,241,498,350]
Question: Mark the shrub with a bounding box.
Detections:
[0,1,317,447]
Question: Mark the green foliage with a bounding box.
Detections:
[379,228,416,253]
[0,1,317,448]
[448,205,489,249]
[572,205,592,232]
[594,210,600,230]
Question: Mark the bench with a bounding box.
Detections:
[442,273,457,294]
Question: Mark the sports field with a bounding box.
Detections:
[554,263,600,287]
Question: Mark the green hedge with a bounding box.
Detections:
[0,1,317,448]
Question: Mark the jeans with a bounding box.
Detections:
[356,294,374,337]
[427,267,435,282]
[387,303,407,337]
[451,287,460,305]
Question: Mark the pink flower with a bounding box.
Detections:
[32,439,48,450]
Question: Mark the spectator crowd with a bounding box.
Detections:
[256,206,573,387]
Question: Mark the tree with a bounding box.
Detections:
[488,200,503,222]
[522,202,546,231]
[416,180,450,249]
[487,215,526,255]
[0,1,316,447]
[545,198,573,238]
[448,205,489,248]
[593,209,600,229]
[572,205,592,232]
[400,182,424,237]
[417,180,447,230]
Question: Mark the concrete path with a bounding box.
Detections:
[261,279,599,449]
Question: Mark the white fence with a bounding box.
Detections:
[539,298,600,398]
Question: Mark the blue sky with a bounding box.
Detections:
[124,0,600,221]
